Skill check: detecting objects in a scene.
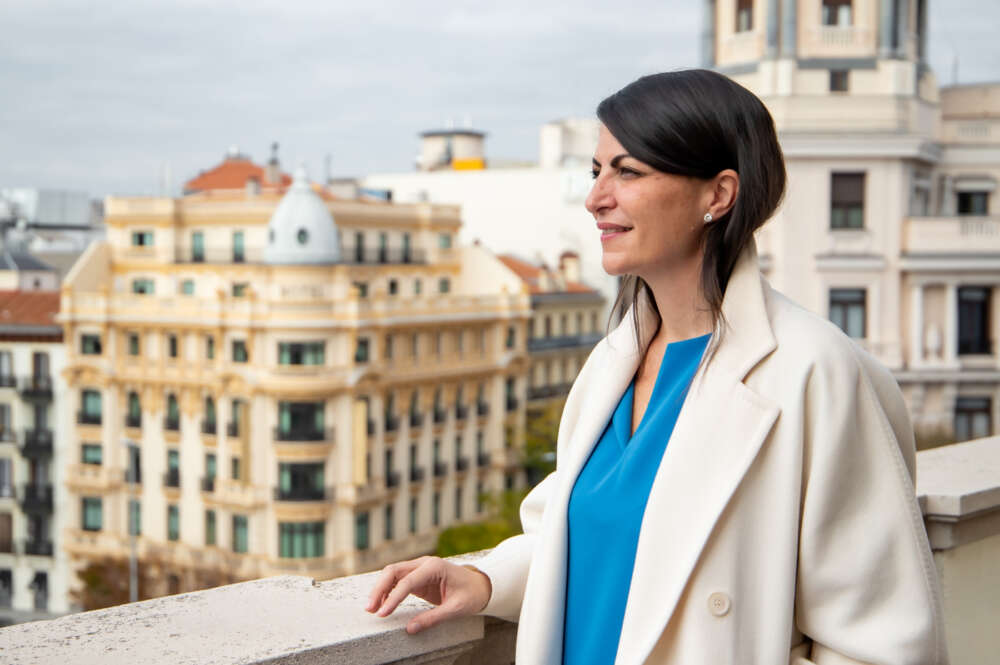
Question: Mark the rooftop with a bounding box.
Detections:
[184,155,292,194]
[498,254,597,295]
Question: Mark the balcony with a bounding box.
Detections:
[273,426,332,443]
[202,420,218,436]
[0,428,15,444]
[163,469,181,489]
[19,375,53,401]
[0,374,16,388]
[273,486,329,502]
[367,419,376,436]
[385,471,401,488]
[902,215,1000,263]
[22,539,53,557]
[201,476,215,493]
[163,416,180,432]
[527,332,603,352]
[21,428,52,457]
[409,412,423,428]
[455,404,468,420]
[123,468,142,485]
[505,396,518,412]
[477,452,491,468]
[19,484,53,513]
[384,415,400,433]
[527,383,573,401]
[432,408,447,425]
[77,411,102,426]
[226,421,240,438]
[456,457,470,472]
[409,467,425,483]
[433,461,448,478]
[476,402,489,417]
[124,414,142,429]
[344,247,428,265]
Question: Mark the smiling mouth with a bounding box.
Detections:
[598,224,632,235]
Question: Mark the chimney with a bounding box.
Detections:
[559,251,581,284]
[266,142,280,185]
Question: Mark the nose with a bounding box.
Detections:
[585,173,614,217]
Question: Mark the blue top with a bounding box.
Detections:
[562,333,711,665]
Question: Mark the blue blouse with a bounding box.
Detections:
[562,333,711,665]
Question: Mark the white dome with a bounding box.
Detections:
[263,166,341,265]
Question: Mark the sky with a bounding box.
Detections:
[1,0,997,199]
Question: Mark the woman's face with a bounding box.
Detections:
[586,125,709,280]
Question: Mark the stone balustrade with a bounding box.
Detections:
[3,439,1000,664]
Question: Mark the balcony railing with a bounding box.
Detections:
[527,332,603,352]
[202,420,217,435]
[477,401,489,417]
[367,419,376,436]
[505,396,518,412]
[201,476,215,493]
[77,411,102,426]
[455,404,468,420]
[409,412,423,428]
[23,539,53,557]
[433,461,448,478]
[19,484,53,513]
[164,416,180,432]
[21,428,53,457]
[123,468,142,484]
[125,414,142,429]
[456,456,470,472]
[273,426,333,442]
[527,383,573,400]
[0,428,15,444]
[432,408,447,424]
[19,375,53,401]
[384,415,399,433]
[958,338,993,356]
[163,469,180,488]
[344,248,428,265]
[385,471,401,488]
[0,374,16,388]
[477,452,491,468]
[227,421,240,438]
[409,467,425,483]
[273,486,329,502]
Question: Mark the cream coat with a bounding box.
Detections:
[472,243,948,665]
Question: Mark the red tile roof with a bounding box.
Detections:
[498,255,597,294]
[184,157,292,193]
[0,290,60,327]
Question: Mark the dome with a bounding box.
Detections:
[263,166,341,265]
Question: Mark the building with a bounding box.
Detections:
[0,287,72,624]
[497,252,605,412]
[704,0,1000,444]
[57,155,532,598]
[360,119,617,315]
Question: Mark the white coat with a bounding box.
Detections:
[472,242,948,665]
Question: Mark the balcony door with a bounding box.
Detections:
[32,352,49,379]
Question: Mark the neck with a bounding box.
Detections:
[641,253,714,347]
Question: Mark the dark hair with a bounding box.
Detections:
[597,69,786,356]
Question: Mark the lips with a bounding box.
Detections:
[597,223,632,234]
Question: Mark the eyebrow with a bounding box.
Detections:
[592,153,630,168]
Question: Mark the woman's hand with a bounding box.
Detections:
[365,556,493,634]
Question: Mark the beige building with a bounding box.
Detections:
[57,156,532,596]
[705,0,1000,444]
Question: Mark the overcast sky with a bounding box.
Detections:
[1,0,997,198]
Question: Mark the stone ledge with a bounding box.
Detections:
[0,553,515,665]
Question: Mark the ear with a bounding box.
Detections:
[705,169,739,220]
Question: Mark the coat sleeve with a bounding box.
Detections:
[794,342,948,665]
[465,339,602,622]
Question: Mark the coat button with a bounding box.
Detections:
[707,592,731,617]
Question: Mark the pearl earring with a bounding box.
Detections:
[703,213,713,223]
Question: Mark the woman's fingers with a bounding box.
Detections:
[365,559,424,613]
[406,604,458,635]
[375,560,439,617]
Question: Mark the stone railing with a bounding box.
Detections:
[4,440,1000,664]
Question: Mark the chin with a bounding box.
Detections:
[600,253,632,277]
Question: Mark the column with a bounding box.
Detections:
[766,0,780,58]
[701,0,716,67]
[909,283,924,368]
[896,0,911,59]
[945,282,959,366]
[780,0,797,58]
[879,0,895,58]
[941,175,956,216]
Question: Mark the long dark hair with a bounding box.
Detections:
[597,69,786,356]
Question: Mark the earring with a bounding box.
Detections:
[703,213,713,223]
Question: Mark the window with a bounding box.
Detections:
[354,231,365,263]
[438,277,450,294]
[505,325,516,349]
[279,522,324,558]
[432,492,441,526]
[232,340,248,363]
[384,334,393,361]
[181,280,195,296]
[0,351,11,384]
[297,228,309,245]
[0,459,10,498]
[232,283,248,297]
[168,334,178,359]
[82,444,102,465]
[958,287,992,355]
[957,191,989,216]
[435,333,442,357]
[206,336,215,360]
[82,497,102,531]
[378,232,388,262]
[166,394,180,430]
[830,173,865,229]
[830,70,848,92]
[131,230,153,247]
[204,397,216,429]
[591,311,598,333]
[388,279,398,295]
[277,463,324,500]
[822,0,852,26]
[402,233,412,262]
[829,289,866,338]
[232,231,245,263]
[355,338,370,363]
[414,279,422,296]
[231,457,241,481]
[205,453,216,480]
[355,512,370,550]
[128,333,140,356]
[411,333,419,359]
[232,515,248,553]
[455,486,463,520]
[735,0,753,32]
[384,504,394,541]
[409,497,418,534]
[80,334,101,355]
[476,481,484,513]
[205,510,216,546]
[278,342,324,366]
[353,281,368,298]
[166,449,180,487]
[128,499,141,536]
[81,389,102,424]
[127,445,141,484]
[132,279,155,295]
[438,233,452,250]
[167,505,180,541]
[191,231,204,262]
[0,404,9,442]
[954,397,992,441]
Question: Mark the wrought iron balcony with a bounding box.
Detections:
[0,428,15,444]
[227,421,240,438]
[384,415,400,433]
[477,452,491,468]
[367,419,376,436]
[505,396,518,412]
[385,471,401,488]
[455,404,468,420]
[477,402,489,417]
[125,413,142,428]
[409,412,423,428]
[273,486,328,502]
[0,374,16,388]
[433,461,448,478]
[201,476,215,493]
[409,467,425,483]
[77,411,102,426]
[432,408,447,424]
[20,484,53,513]
[163,469,181,488]
[21,428,53,457]
[344,248,427,265]
[456,456,470,472]
[202,419,217,435]
[163,416,180,432]
[273,426,331,442]
[19,375,53,401]
[23,539,53,557]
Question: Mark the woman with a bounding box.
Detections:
[366,70,948,665]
